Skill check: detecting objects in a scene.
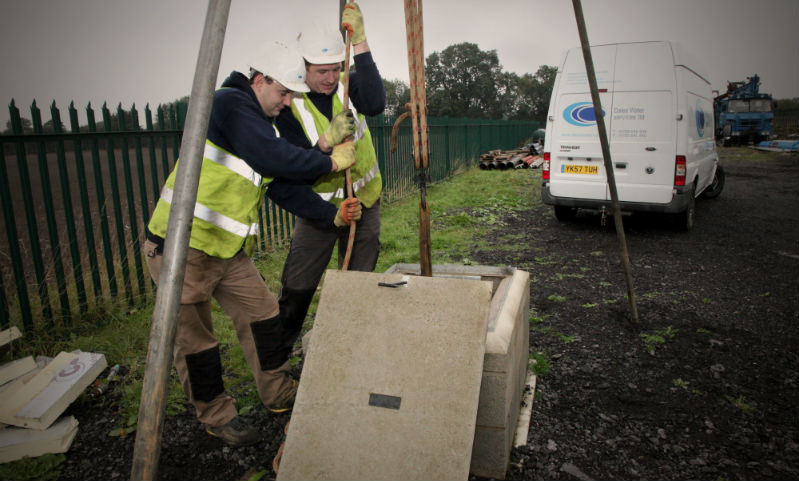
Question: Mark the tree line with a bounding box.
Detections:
[383,42,556,121]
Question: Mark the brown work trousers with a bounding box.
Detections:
[143,240,294,427]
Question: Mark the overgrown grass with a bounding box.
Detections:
[1,166,542,447]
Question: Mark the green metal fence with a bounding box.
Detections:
[773,107,798,137]
[0,99,541,333]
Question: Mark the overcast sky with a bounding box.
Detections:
[1,0,797,127]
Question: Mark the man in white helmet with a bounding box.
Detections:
[143,41,361,447]
[274,3,385,355]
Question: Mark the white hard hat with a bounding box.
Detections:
[296,23,346,64]
[249,41,309,92]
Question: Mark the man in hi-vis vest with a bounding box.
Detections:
[144,41,360,447]
[274,3,385,355]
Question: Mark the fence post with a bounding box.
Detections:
[31,101,70,326]
[0,103,32,330]
[102,103,133,304]
[132,106,152,227]
[51,102,86,317]
[145,105,162,218]
[69,102,102,303]
[86,103,118,300]
[116,104,146,300]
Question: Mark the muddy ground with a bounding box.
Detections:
[48,147,798,481]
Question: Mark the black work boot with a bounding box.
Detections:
[205,416,261,446]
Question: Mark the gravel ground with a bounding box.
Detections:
[50,147,798,481]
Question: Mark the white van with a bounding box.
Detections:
[541,40,723,230]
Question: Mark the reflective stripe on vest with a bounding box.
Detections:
[204,141,263,188]
[316,162,380,202]
[147,139,271,258]
[291,82,382,207]
[158,186,258,239]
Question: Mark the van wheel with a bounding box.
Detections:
[701,165,725,199]
[674,186,696,231]
[554,206,577,221]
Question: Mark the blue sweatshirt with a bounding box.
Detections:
[211,71,337,223]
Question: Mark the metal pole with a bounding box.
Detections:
[130,0,231,479]
[571,0,639,324]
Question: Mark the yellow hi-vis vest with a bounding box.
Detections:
[148,139,272,259]
[290,82,382,208]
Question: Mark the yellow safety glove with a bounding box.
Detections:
[323,110,356,147]
[342,3,366,44]
[330,141,356,171]
[334,197,363,227]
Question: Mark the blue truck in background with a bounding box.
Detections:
[713,74,774,145]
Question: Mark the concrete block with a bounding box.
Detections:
[385,264,531,480]
[278,270,493,481]
[471,425,512,479]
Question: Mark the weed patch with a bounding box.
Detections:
[640,326,679,354]
[529,351,551,376]
[0,454,66,481]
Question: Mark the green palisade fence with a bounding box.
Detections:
[0,99,541,333]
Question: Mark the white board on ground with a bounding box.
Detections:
[0,416,78,462]
[0,351,106,430]
[0,327,22,347]
[0,356,37,386]
[0,352,76,425]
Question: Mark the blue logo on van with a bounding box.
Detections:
[563,102,605,126]
[696,100,706,137]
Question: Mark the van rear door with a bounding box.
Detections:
[607,42,676,204]
[548,45,616,201]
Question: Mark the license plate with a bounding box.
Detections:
[561,164,599,175]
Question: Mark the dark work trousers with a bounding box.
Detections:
[143,240,295,427]
[277,200,381,340]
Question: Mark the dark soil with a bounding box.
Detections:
[53,148,798,481]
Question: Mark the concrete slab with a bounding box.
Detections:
[277,270,493,481]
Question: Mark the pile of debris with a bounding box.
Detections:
[479,148,543,170]
[753,139,799,152]
[0,327,107,463]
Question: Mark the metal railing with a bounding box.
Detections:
[0,98,541,333]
